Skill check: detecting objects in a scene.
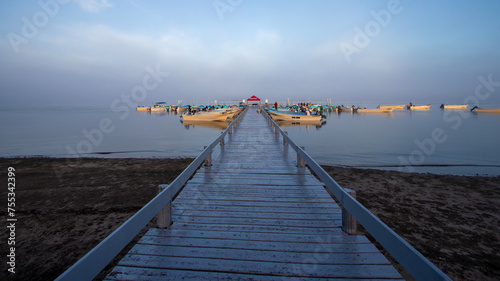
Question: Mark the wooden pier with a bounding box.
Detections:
[104,108,403,280]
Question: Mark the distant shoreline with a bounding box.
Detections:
[2,155,499,177]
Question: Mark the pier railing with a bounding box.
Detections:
[56,106,249,281]
[261,108,451,281]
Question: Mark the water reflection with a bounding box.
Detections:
[276,120,326,128]
[181,120,229,130]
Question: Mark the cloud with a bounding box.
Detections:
[256,31,281,45]
[73,0,113,13]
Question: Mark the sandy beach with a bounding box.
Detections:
[0,157,499,280]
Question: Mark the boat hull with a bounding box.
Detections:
[472,108,500,114]
[276,120,325,127]
[136,106,150,111]
[268,110,322,121]
[181,112,229,121]
[357,108,393,114]
[150,107,166,112]
[378,105,405,110]
[409,104,431,110]
[442,105,468,109]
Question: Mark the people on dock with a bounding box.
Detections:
[274,102,278,110]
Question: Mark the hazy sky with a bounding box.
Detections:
[1,0,499,106]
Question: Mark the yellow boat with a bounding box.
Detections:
[378,105,405,110]
[276,120,325,127]
[440,104,468,109]
[470,106,500,114]
[268,110,322,121]
[181,111,229,121]
[356,108,393,114]
[136,106,150,111]
[407,104,431,110]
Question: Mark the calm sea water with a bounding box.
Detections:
[1,105,499,176]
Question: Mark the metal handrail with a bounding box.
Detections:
[262,109,451,281]
[56,106,248,281]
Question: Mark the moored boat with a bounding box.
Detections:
[268,110,322,121]
[136,106,151,111]
[356,108,393,114]
[407,103,431,110]
[470,106,500,114]
[151,102,167,112]
[181,111,229,121]
[276,119,326,127]
[378,105,405,110]
[335,106,354,113]
[440,104,468,109]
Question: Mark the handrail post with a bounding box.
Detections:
[297,146,305,168]
[156,184,172,228]
[220,132,225,146]
[228,126,233,134]
[204,146,212,166]
[342,188,357,234]
[283,131,288,145]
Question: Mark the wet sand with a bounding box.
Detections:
[0,158,499,280]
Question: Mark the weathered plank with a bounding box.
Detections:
[128,245,391,264]
[105,266,405,281]
[166,222,339,235]
[116,255,402,278]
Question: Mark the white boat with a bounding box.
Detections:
[150,102,167,112]
[177,106,189,114]
[407,104,431,110]
[378,105,405,110]
[136,106,150,111]
[181,111,229,121]
[356,108,393,114]
[470,106,500,114]
[276,120,326,127]
[335,106,354,113]
[440,104,468,109]
[268,110,322,121]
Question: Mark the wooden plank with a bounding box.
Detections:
[175,195,335,203]
[128,244,391,265]
[170,216,341,228]
[145,228,370,244]
[172,199,337,208]
[205,163,303,169]
[191,173,316,180]
[182,182,326,190]
[172,204,340,214]
[105,267,405,281]
[105,266,402,281]
[168,223,341,235]
[198,167,312,175]
[187,177,324,186]
[170,210,339,221]
[116,255,402,279]
[135,236,380,253]
[180,185,328,194]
